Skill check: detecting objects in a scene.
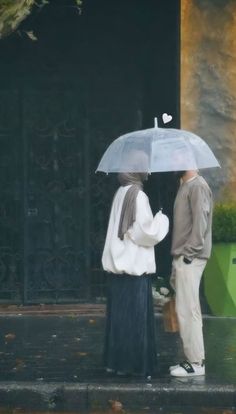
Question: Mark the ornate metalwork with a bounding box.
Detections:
[0,77,142,304]
[23,90,89,303]
[0,91,22,302]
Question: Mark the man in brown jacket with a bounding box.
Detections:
[170,170,213,377]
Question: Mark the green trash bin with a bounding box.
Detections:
[204,243,236,316]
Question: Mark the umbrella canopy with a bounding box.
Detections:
[96,127,220,173]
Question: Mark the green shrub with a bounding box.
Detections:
[212,203,236,242]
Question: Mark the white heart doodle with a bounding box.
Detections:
[162,113,173,124]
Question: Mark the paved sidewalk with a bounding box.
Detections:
[0,306,236,412]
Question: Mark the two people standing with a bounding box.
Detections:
[102,168,213,378]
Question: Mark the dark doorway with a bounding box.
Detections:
[0,0,180,304]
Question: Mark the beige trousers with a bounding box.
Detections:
[171,256,207,364]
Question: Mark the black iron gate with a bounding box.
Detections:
[0,76,142,304]
[0,90,22,303]
[22,89,90,303]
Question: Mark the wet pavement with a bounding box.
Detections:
[0,307,236,412]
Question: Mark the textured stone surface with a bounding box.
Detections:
[181,0,236,199]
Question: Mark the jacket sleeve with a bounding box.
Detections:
[127,191,169,247]
[183,184,212,260]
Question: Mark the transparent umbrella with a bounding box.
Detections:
[96,122,220,173]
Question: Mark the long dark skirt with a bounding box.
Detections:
[104,274,157,376]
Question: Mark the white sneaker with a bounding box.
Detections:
[169,364,180,371]
[170,361,205,377]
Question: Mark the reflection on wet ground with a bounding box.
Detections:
[0,314,236,383]
[0,313,236,412]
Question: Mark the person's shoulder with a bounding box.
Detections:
[113,186,128,203]
[137,189,149,203]
[116,185,131,195]
[190,176,212,195]
[188,175,207,186]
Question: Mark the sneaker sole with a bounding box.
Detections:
[170,370,205,377]
[170,367,205,377]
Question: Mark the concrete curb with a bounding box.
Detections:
[0,381,236,411]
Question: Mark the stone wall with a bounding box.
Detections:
[181,0,236,200]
